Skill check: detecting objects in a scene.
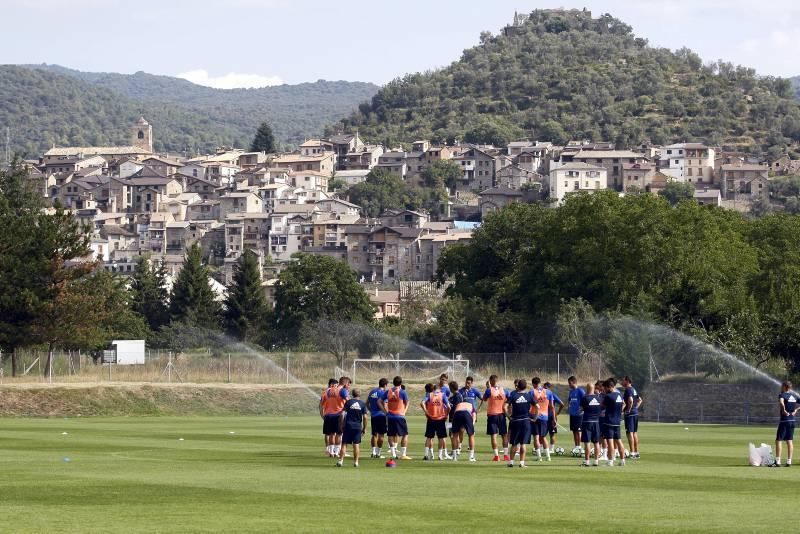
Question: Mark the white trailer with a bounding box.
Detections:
[110,340,145,365]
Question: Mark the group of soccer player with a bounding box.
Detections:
[319,372,643,468]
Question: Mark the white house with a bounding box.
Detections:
[658,143,716,184]
[548,162,608,204]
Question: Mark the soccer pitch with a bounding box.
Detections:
[0,416,793,533]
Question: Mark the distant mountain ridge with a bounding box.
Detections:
[340,9,800,156]
[2,64,379,155]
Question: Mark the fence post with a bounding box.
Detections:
[503,352,507,381]
[557,353,560,383]
[745,401,750,425]
[228,353,231,384]
[286,352,289,384]
[699,402,704,424]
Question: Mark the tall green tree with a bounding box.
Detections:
[250,121,275,153]
[130,256,170,331]
[274,254,374,343]
[659,181,695,206]
[224,250,269,342]
[170,244,221,330]
[422,159,463,192]
[347,168,425,217]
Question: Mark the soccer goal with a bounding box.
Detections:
[351,357,471,385]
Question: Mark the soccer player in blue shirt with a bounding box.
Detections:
[438,373,451,399]
[580,383,603,466]
[458,376,483,411]
[505,378,537,468]
[602,379,627,466]
[544,382,564,453]
[775,381,798,467]
[622,376,643,459]
[337,389,367,468]
[567,376,586,447]
[367,378,389,458]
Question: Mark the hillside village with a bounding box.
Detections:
[17,116,800,317]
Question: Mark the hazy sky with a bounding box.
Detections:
[2,0,798,87]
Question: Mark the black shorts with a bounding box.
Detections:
[486,414,507,436]
[532,419,549,438]
[581,421,600,444]
[452,411,475,436]
[625,414,639,433]
[509,419,532,445]
[371,415,388,435]
[388,417,408,437]
[548,418,558,434]
[777,421,795,441]
[570,414,583,432]
[603,424,621,440]
[425,419,447,439]
[342,427,362,445]
[322,414,340,435]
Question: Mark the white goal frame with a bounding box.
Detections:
[351,358,471,384]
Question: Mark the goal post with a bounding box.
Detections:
[351,358,470,385]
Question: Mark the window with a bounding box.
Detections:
[573,181,579,190]
[564,181,568,187]
[687,168,693,176]
[137,130,145,140]
[595,181,600,189]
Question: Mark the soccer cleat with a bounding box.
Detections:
[507,462,514,468]
[335,461,343,467]
[469,457,477,463]
[581,461,590,467]
[399,455,413,460]
[503,454,511,462]
[519,463,528,468]
[546,456,551,462]
[492,455,500,462]
[353,463,359,468]
[620,460,626,467]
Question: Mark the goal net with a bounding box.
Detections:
[351,358,471,386]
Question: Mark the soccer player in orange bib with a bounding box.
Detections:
[421,383,450,460]
[480,375,510,462]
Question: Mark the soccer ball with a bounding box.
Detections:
[555,447,565,456]
[624,450,631,459]
[385,459,397,468]
[571,446,584,457]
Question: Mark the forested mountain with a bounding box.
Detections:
[2,64,378,155]
[339,9,800,157]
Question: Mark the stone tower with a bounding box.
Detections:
[131,117,153,153]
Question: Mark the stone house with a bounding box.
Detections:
[719,163,770,200]
[548,162,608,204]
[479,186,524,218]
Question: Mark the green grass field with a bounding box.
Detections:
[0,416,794,533]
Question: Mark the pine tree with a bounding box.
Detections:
[130,256,170,330]
[170,244,221,330]
[250,122,275,153]
[224,250,269,342]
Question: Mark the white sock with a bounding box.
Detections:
[354,461,358,467]
[390,445,397,457]
[503,447,509,456]
[787,459,792,465]
[520,460,525,466]
[592,460,599,466]
[493,448,499,456]
[401,447,407,456]
[470,449,475,459]
[536,448,542,459]
[545,448,551,458]
[326,445,332,454]
[608,460,614,466]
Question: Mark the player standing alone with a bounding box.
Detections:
[775,381,798,467]
[622,376,642,459]
[337,389,367,468]
[368,378,389,458]
[384,376,412,460]
[480,375,510,462]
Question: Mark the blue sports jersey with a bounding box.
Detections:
[581,394,602,423]
[603,390,625,426]
[547,391,564,418]
[342,399,367,430]
[367,387,386,416]
[568,387,586,416]
[440,384,451,400]
[623,386,640,415]
[507,390,535,421]
[779,391,798,422]
[458,386,483,409]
